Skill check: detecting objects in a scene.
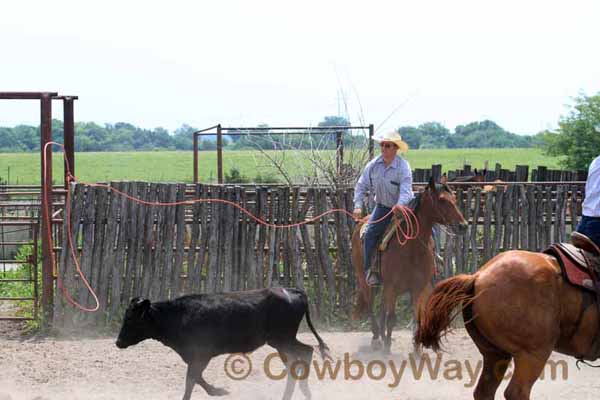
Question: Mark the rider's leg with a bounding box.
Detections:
[363,205,392,278]
[576,215,600,249]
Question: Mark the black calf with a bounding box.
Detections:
[116,287,329,400]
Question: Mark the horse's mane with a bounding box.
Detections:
[408,192,422,212]
[408,183,450,214]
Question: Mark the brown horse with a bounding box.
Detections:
[415,250,600,400]
[441,168,508,192]
[352,177,468,353]
[442,168,488,184]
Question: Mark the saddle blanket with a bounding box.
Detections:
[544,243,598,292]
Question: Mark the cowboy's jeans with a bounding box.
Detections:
[576,215,600,249]
[363,204,393,274]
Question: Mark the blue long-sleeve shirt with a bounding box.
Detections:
[353,155,414,209]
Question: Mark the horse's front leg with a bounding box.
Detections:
[370,286,382,350]
[383,287,398,354]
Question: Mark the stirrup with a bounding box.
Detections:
[366,270,382,287]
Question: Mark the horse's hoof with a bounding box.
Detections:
[371,338,382,350]
[412,345,423,357]
[208,387,229,396]
[383,341,392,354]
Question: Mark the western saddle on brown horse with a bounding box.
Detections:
[544,231,600,362]
[545,232,600,292]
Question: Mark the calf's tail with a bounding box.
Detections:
[304,305,331,360]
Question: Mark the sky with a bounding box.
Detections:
[2,0,600,136]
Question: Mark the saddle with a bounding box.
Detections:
[543,232,600,292]
[359,215,403,252]
[545,233,600,362]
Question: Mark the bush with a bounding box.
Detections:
[224,167,250,183]
[0,244,41,330]
[253,173,280,184]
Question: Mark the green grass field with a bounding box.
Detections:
[0,148,564,185]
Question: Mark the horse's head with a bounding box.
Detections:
[471,168,487,183]
[422,176,468,235]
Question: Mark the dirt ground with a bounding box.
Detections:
[1,324,599,400]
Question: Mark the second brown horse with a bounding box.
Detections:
[415,249,600,399]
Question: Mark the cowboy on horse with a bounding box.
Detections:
[352,131,413,286]
[577,154,600,248]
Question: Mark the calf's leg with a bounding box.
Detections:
[272,339,315,400]
[183,357,228,400]
[183,362,201,400]
[292,341,314,400]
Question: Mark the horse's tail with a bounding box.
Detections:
[414,274,477,352]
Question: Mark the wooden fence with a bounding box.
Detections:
[412,164,587,182]
[53,181,586,327]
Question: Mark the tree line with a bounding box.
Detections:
[1,90,599,171]
[0,116,542,152]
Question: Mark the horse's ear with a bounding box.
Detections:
[440,173,447,184]
[474,168,478,175]
[428,176,437,192]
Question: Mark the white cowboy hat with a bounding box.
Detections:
[373,131,409,153]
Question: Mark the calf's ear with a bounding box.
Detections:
[139,299,151,319]
[130,297,141,305]
[129,297,150,310]
[140,299,151,309]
